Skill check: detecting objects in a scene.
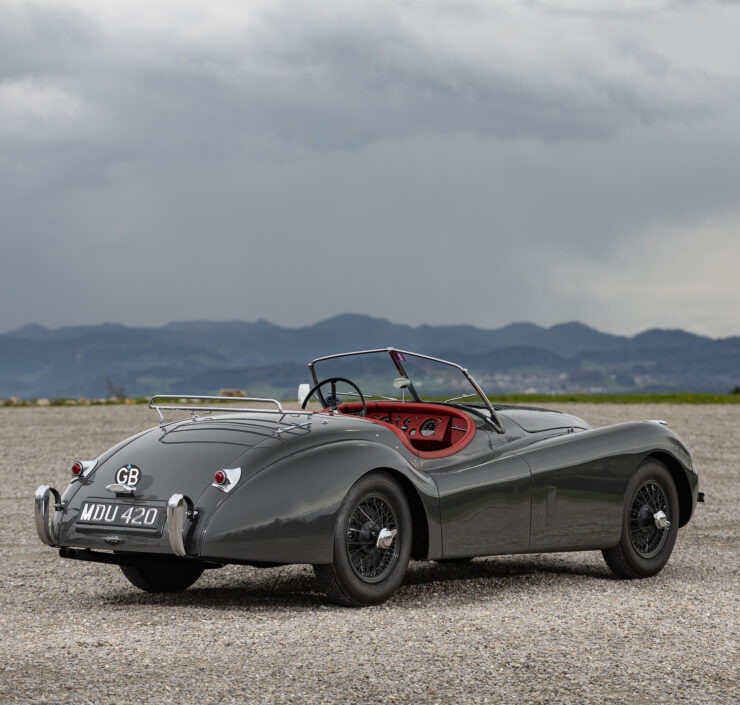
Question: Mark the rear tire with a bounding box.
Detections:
[602,460,679,579]
[314,472,412,606]
[120,561,204,592]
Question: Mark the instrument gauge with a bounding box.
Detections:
[420,419,438,437]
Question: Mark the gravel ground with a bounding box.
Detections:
[0,404,737,704]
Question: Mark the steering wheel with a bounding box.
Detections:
[300,377,367,417]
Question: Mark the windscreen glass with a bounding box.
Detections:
[311,351,485,404]
[399,354,482,402]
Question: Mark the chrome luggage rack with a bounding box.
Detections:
[148,395,313,427]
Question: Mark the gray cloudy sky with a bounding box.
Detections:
[2,0,739,337]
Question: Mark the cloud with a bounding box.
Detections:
[0,78,91,139]
[547,208,740,337]
[0,0,739,335]
[3,0,737,153]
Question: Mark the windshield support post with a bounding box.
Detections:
[458,367,504,433]
[387,349,422,403]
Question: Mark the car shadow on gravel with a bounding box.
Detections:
[403,555,615,586]
[98,555,615,611]
[101,572,328,611]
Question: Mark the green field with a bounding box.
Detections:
[4,392,740,406]
[485,393,740,404]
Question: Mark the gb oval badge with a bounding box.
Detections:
[115,464,141,486]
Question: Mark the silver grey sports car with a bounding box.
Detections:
[35,348,701,605]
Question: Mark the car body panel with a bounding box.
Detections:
[521,421,698,550]
[55,419,270,554]
[429,447,532,557]
[200,438,439,564]
[499,408,589,433]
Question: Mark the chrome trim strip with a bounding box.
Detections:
[34,485,61,547]
[211,467,241,493]
[77,459,98,479]
[311,347,465,368]
[105,483,136,495]
[167,493,195,557]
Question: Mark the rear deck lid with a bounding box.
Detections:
[83,416,283,501]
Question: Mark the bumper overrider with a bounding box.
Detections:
[34,485,199,559]
[34,485,62,547]
[166,493,198,557]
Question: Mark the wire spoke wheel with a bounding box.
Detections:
[346,492,399,583]
[602,460,680,580]
[628,479,670,559]
[314,472,412,605]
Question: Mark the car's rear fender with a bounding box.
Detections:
[197,440,440,565]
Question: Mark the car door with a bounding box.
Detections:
[421,417,531,558]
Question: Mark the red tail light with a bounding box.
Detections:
[214,470,226,485]
[71,462,83,476]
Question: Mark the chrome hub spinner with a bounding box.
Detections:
[376,527,398,549]
[653,510,670,530]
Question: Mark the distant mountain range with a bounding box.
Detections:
[1,314,739,398]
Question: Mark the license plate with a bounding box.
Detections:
[77,501,162,529]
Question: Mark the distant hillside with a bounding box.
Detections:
[1,315,738,398]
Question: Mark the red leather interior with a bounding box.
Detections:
[336,401,476,459]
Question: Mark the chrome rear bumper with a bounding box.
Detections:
[166,493,198,557]
[36,485,198,557]
[35,485,61,546]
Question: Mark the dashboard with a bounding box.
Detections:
[332,401,475,456]
[360,402,473,453]
[369,411,451,442]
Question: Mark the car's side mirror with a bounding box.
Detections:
[298,383,311,406]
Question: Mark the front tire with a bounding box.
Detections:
[314,472,412,606]
[602,460,679,579]
[120,561,204,592]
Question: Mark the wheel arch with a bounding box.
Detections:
[647,451,693,527]
[364,467,430,560]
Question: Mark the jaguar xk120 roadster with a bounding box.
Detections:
[35,348,701,605]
